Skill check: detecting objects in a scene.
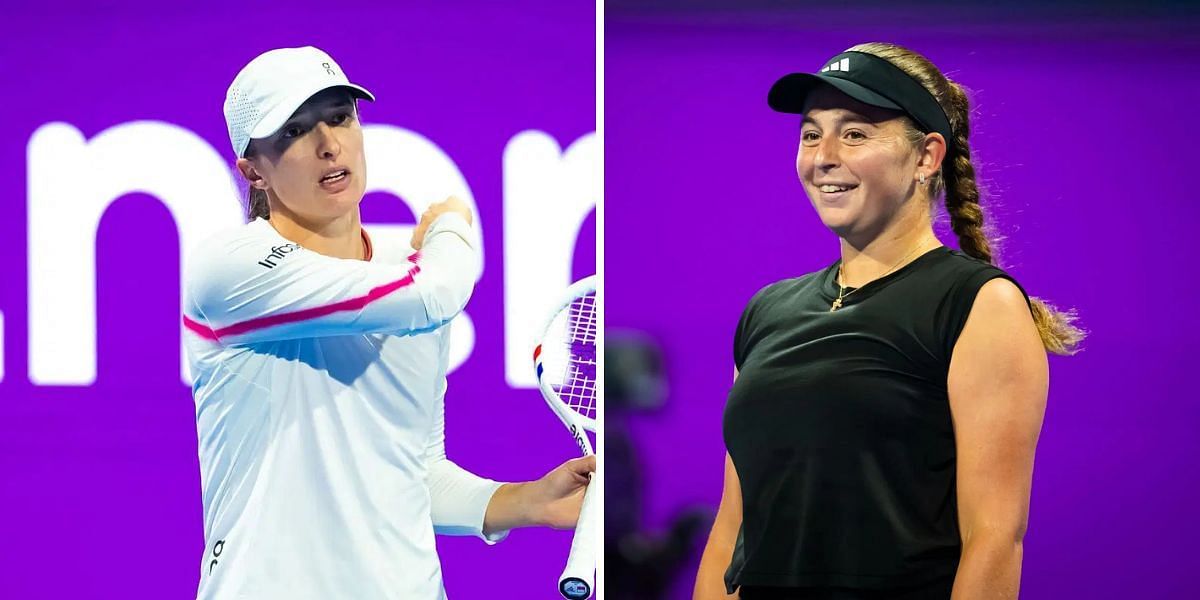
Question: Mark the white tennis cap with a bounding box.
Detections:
[224,46,375,157]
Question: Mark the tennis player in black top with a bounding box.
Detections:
[693,44,1085,600]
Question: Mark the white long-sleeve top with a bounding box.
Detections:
[182,213,504,600]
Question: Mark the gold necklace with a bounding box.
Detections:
[830,242,938,312]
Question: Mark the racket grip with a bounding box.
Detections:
[558,468,601,599]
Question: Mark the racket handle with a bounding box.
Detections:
[558,468,600,599]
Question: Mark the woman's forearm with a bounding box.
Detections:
[693,543,739,600]
[693,512,740,600]
[950,535,1023,600]
[482,482,537,536]
[697,452,743,600]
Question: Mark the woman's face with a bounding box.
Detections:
[797,85,921,242]
[242,88,367,221]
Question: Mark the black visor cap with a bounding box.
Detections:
[768,51,954,157]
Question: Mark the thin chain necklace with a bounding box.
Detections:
[830,241,939,312]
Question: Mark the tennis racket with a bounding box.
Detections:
[533,275,599,599]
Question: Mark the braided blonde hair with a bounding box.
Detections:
[848,42,1085,355]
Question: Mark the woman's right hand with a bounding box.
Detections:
[410,196,474,250]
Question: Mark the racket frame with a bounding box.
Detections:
[532,275,599,600]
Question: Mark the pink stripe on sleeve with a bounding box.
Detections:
[183,315,219,341]
[184,262,423,343]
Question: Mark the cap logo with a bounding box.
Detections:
[820,57,851,73]
[321,62,336,76]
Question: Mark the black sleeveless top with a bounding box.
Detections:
[723,246,1032,593]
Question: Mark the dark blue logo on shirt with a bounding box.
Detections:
[258,244,302,269]
[208,539,225,575]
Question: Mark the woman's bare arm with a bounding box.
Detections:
[694,369,744,600]
[947,279,1049,600]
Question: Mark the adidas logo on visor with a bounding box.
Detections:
[820,57,851,73]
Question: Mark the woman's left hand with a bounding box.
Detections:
[482,455,596,536]
[527,455,596,529]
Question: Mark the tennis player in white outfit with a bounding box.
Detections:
[182,46,594,600]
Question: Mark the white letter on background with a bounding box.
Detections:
[27,122,242,386]
[502,132,598,387]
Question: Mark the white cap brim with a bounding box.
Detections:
[248,82,375,142]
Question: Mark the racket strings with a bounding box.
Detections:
[556,294,597,420]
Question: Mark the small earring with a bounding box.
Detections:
[919,173,927,185]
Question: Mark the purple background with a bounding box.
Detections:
[607,2,1199,598]
[0,1,594,598]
